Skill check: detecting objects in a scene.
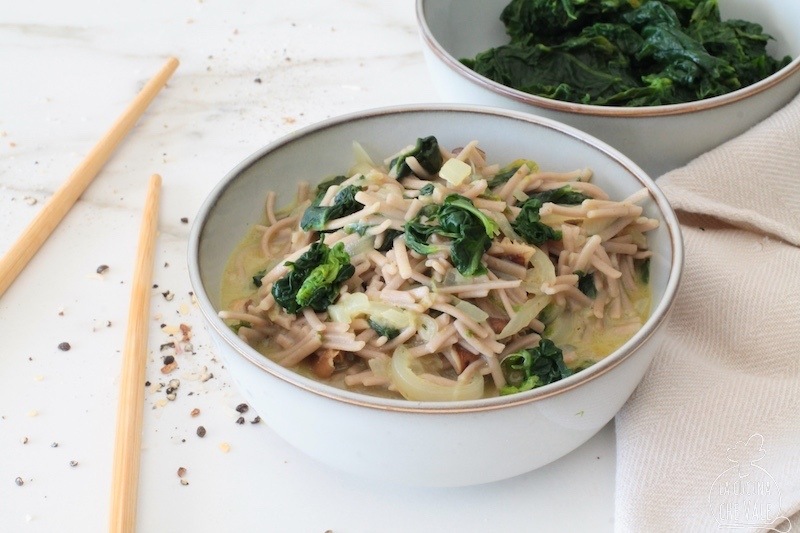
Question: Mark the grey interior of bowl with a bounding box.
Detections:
[424,0,800,74]
[196,108,678,341]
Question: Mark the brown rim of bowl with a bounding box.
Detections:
[187,104,684,414]
[415,0,800,118]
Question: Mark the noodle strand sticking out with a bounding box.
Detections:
[219,137,658,400]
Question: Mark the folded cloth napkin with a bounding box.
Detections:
[614,92,800,533]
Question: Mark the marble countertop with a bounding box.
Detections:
[0,1,614,531]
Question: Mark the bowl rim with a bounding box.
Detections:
[187,104,684,414]
[415,0,800,118]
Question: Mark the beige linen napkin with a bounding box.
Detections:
[614,92,800,532]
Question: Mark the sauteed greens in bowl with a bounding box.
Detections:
[463,0,791,106]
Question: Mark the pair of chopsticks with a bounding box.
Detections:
[0,57,178,533]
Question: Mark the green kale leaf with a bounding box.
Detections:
[500,338,573,395]
[271,240,355,314]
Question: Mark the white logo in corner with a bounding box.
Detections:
[708,433,791,532]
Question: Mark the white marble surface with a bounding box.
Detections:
[0,1,615,531]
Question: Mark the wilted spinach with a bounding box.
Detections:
[403,194,499,276]
[635,257,651,284]
[487,158,538,188]
[271,240,355,314]
[576,271,597,298]
[367,318,401,340]
[512,185,589,245]
[419,183,436,196]
[500,338,573,395]
[376,229,404,253]
[300,182,364,232]
[389,136,444,178]
[463,0,791,106]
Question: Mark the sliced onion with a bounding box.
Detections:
[582,217,614,236]
[344,235,375,258]
[512,189,529,203]
[488,211,521,241]
[521,246,556,294]
[545,313,576,347]
[349,141,378,176]
[417,314,439,342]
[496,294,551,340]
[327,292,370,323]
[390,346,484,401]
[372,306,413,330]
[368,357,390,380]
[441,269,488,287]
[453,298,489,323]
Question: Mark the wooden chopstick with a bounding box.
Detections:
[108,174,161,533]
[0,57,178,299]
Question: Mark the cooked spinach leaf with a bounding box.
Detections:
[230,321,253,333]
[310,175,348,205]
[576,270,597,298]
[487,158,538,188]
[404,204,445,256]
[252,269,266,288]
[419,183,436,196]
[635,257,651,284]
[402,194,499,276]
[368,318,401,340]
[500,338,573,395]
[532,185,591,205]
[271,240,355,314]
[511,185,589,245]
[376,229,404,253]
[300,183,364,232]
[463,0,791,107]
[511,198,560,245]
[389,136,444,178]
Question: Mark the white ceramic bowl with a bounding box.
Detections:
[188,105,683,487]
[417,0,800,177]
